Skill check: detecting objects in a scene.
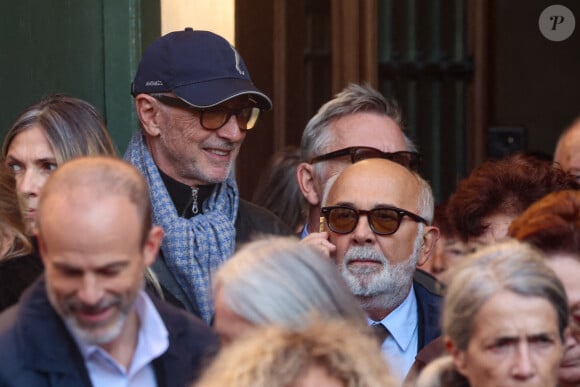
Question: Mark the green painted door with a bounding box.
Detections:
[0,0,160,153]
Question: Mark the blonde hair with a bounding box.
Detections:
[414,356,468,387]
[0,164,31,260]
[196,319,397,387]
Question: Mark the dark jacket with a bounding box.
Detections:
[151,198,293,316]
[235,198,293,243]
[0,251,43,313]
[401,269,445,384]
[0,276,219,387]
[413,269,444,352]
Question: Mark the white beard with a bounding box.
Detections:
[62,308,129,345]
[339,228,422,311]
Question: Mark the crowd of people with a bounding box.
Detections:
[0,27,578,387]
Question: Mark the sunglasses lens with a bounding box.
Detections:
[328,207,358,233]
[370,208,400,234]
[391,152,421,171]
[202,107,261,130]
[201,109,228,129]
[352,149,421,171]
[240,107,260,130]
[352,148,382,162]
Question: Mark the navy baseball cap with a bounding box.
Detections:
[131,28,272,110]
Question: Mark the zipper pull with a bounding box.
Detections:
[191,187,199,215]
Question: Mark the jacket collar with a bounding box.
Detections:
[16,276,92,384]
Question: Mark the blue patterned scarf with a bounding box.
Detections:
[125,132,238,323]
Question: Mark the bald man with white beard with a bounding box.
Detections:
[320,158,441,382]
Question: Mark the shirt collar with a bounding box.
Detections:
[369,285,417,351]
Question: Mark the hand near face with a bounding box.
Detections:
[301,232,336,258]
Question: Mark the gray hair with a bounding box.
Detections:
[213,236,368,329]
[196,319,396,387]
[300,83,415,162]
[417,174,435,224]
[443,239,568,350]
[2,94,117,163]
[414,356,466,387]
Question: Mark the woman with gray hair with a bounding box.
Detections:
[2,94,117,234]
[416,239,568,387]
[212,236,368,344]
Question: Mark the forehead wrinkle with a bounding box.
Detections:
[7,147,56,160]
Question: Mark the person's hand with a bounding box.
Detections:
[301,232,336,258]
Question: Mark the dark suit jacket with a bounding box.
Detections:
[0,276,219,387]
[398,270,445,384]
[412,269,444,352]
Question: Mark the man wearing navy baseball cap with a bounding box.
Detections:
[125,28,290,323]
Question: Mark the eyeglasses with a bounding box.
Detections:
[152,95,261,130]
[310,146,421,171]
[321,205,428,235]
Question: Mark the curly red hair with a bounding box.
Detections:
[508,190,580,255]
[448,153,579,242]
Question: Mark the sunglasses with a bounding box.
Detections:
[310,146,421,171]
[152,95,261,130]
[321,205,428,235]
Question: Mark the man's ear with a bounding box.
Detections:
[143,226,164,267]
[296,162,320,206]
[416,225,440,267]
[135,94,163,137]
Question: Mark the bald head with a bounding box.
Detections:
[555,117,580,181]
[36,157,163,350]
[324,159,434,222]
[38,156,152,244]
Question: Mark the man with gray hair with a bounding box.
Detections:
[126,28,290,323]
[297,83,420,239]
[320,158,441,383]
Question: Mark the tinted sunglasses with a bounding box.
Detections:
[152,95,261,130]
[310,146,421,171]
[321,205,428,235]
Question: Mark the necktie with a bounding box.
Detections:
[371,322,390,344]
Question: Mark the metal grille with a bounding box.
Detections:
[378,0,473,203]
[304,0,332,121]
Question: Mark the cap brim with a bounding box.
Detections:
[173,78,272,110]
